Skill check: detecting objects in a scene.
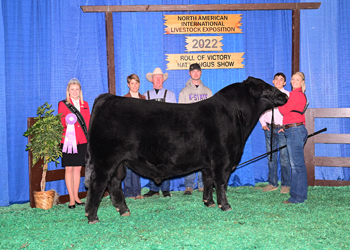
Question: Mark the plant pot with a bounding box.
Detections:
[33,190,55,210]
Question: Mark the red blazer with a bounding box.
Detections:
[58,98,91,144]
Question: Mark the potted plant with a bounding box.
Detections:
[24,102,63,209]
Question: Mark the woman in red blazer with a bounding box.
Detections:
[58,78,90,209]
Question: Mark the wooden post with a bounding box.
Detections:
[292,8,300,74]
[105,12,116,95]
[304,109,315,186]
[28,117,44,208]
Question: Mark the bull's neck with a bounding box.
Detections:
[243,101,272,142]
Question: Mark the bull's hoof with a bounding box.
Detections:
[121,212,131,217]
[204,200,215,207]
[88,220,100,224]
[220,204,232,211]
[117,207,130,216]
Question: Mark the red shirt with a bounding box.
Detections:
[278,88,306,125]
[58,98,91,144]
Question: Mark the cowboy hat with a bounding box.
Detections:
[146,67,168,82]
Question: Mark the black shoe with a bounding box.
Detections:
[144,190,160,197]
[163,191,172,197]
[75,201,85,206]
[68,204,76,209]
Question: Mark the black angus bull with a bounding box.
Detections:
[84,76,288,223]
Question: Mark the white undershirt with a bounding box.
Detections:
[72,98,80,112]
[130,91,139,98]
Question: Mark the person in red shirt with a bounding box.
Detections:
[278,72,308,204]
[58,78,91,209]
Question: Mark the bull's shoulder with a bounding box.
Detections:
[94,93,114,103]
[91,93,120,115]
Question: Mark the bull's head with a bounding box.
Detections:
[246,76,288,109]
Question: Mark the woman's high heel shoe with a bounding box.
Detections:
[75,201,85,206]
[68,204,76,209]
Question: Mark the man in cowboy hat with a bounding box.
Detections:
[179,63,213,195]
[143,67,176,197]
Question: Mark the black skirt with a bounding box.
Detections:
[61,143,87,167]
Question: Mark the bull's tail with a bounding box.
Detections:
[84,142,92,188]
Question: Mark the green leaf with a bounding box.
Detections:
[24,103,64,168]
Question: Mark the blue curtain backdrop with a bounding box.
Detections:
[0,0,349,206]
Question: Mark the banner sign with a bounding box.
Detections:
[185,36,223,52]
[166,53,244,70]
[164,14,242,34]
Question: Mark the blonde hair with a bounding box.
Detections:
[66,78,84,104]
[293,72,306,93]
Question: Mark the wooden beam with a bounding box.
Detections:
[45,168,85,182]
[313,108,350,118]
[314,180,350,187]
[292,8,300,74]
[315,157,350,168]
[105,12,116,95]
[314,134,350,144]
[81,3,321,13]
[81,2,321,96]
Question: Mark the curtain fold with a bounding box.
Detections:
[0,0,10,206]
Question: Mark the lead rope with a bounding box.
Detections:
[269,107,274,162]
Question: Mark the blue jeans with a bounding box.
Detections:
[123,168,141,197]
[184,172,203,189]
[148,179,170,192]
[264,126,291,187]
[284,125,308,203]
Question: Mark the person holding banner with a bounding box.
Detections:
[123,74,146,200]
[179,63,213,195]
[58,78,90,209]
[278,72,308,204]
[259,73,291,194]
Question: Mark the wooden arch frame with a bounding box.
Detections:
[81,2,321,95]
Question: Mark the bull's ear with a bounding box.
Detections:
[245,77,264,98]
[246,76,256,82]
[249,84,264,98]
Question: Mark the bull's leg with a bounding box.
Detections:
[108,174,130,216]
[214,169,232,211]
[201,169,215,207]
[85,172,109,224]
